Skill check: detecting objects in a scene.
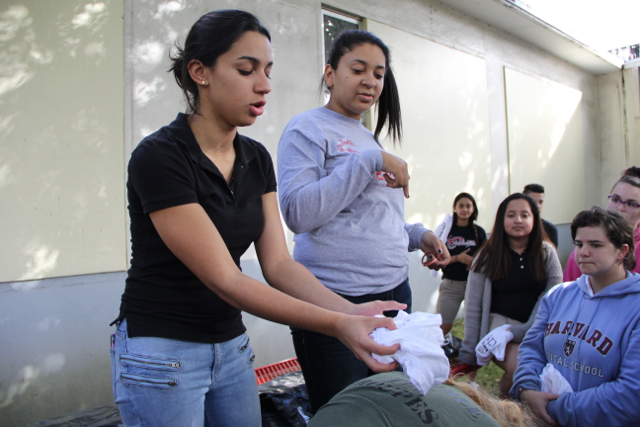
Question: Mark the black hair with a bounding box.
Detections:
[610,166,640,193]
[523,183,545,194]
[452,192,478,223]
[473,193,547,282]
[321,30,402,145]
[571,206,636,271]
[169,10,271,115]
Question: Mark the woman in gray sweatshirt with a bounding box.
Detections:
[277,29,449,412]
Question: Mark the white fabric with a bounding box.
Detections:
[539,363,574,394]
[370,311,450,394]
[430,213,453,277]
[475,324,514,366]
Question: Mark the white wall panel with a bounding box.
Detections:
[367,20,493,231]
[0,1,125,282]
[505,67,585,224]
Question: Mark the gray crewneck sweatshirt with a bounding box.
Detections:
[277,108,428,296]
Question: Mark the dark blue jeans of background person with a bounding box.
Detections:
[291,278,412,414]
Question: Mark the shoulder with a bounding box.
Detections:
[475,224,487,237]
[279,109,331,148]
[129,126,186,170]
[541,241,557,257]
[239,133,272,163]
[283,108,326,132]
[545,280,579,301]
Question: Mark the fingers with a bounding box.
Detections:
[369,341,401,357]
[350,300,407,316]
[540,413,557,425]
[377,301,407,313]
[380,151,410,198]
[361,354,399,373]
[373,315,398,331]
[463,248,471,254]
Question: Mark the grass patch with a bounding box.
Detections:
[451,318,502,396]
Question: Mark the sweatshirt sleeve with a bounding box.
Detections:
[546,318,640,427]
[459,261,486,365]
[404,223,429,252]
[277,125,383,234]
[510,243,563,342]
[563,248,582,282]
[510,288,557,399]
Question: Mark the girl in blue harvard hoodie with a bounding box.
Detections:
[511,207,640,427]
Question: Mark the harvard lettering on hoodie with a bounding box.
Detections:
[512,273,640,427]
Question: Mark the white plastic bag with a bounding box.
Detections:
[540,363,573,394]
[430,214,453,277]
[475,324,514,366]
[370,311,450,394]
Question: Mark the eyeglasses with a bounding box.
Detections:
[607,195,640,211]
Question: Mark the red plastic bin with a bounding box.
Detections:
[255,358,301,385]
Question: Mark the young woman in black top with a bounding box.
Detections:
[436,192,487,335]
[458,193,562,397]
[110,10,402,427]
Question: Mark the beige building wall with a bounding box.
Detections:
[368,20,493,232]
[0,1,125,283]
[597,64,640,198]
[505,67,586,224]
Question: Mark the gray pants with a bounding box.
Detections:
[435,278,467,323]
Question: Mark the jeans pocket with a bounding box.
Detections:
[119,353,182,371]
[119,354,182,390]
[120,372,178,389]
[238,335,255,365]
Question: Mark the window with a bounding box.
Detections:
[322,9,360,65]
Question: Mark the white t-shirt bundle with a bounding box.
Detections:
[540,363,573,394]
[475,324,514,365]
[370,311,450,394]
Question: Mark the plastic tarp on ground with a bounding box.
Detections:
[28,372,311,427]
[27,404,122,427]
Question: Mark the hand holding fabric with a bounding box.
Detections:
[370,311,450,394]
[335,313,401,373]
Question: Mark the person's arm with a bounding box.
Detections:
[563,248,581,282]
[511,287,562,424]
[510,243,563,342]
[458,259,485,365]
[256,192,405,317]
[510,288,557,395]
[277,126,408,234]
[545,318,640,427]
[149,200,400,371]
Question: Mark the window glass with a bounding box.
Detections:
[322,10,359,64]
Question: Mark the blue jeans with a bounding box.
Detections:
[111,319,260,427]
[291,278,412,413]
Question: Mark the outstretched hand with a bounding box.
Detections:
[520,389,559,425]
[334,313,400,373]
[421,230,450,270]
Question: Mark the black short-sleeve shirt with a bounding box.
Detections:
[442,223,487,281]
[116,113,277,344]
[490,248,546,323]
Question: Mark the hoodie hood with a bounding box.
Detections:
[575,272,640,298]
